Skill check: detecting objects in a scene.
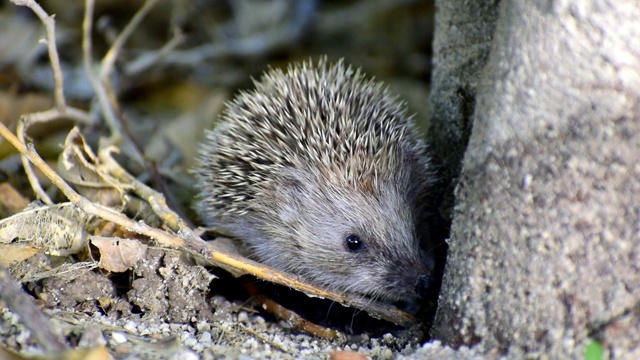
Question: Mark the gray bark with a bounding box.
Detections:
[426,0,499,219]
[426,0,640,358]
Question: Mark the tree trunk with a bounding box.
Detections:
[429,0,640,358]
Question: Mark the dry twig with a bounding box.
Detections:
[254,294,344,340]
[82,0,121,146]
[125,27,185,76]
[8,0,65,110]
[8,0,95,204]
[100,0,160,78]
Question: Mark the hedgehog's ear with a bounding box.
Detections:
[273,168,312,224]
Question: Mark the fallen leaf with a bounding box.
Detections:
[58,127,127,208]
[0,202,89,256]
[90,236,147,273]
[0,243,40,267]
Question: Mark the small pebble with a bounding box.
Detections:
[237,311,249,323]
[199,331,212,344]
[111,332,127,344]
[123,320,137,333]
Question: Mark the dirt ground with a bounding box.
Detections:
[3,247,428,359]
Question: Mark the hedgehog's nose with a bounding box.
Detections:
[415,274,433,298]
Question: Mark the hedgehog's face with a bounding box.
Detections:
[256,168,434,303]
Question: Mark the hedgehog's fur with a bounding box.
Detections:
[194,59,434,302]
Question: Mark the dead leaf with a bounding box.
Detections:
[57,127,128,208]
[90,236,147,272]
[0,202,89,256]
[0,243,40,267]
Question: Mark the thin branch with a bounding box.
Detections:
[0,120,181,246]
[15,107,94,205]
[82,0,122,145]
[14,107,94,205]
[98,146,183,232]
[22,107,94,127]
[9,0,66,110]
[162,0,315,66]
[16,118,53,204]
[100,0,160,78]
[241,278,343,340]
[8,1,97,203]
[125,27,185,76]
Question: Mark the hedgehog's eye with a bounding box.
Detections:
[345,234,365,252]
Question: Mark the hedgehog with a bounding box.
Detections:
[194,59,435,303]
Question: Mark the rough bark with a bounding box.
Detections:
[431,0,640,358]
[426,0,500,219]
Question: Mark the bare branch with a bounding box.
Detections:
[125,27,185,76]
[162,0,315,66]
[23,107,94,127]
[5,0,97,203]
[100,0,160,78]
[16,118,53,204]
[14,107,94,204]
[82,0,122,145]
[9,0,67,110]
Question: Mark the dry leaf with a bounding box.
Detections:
[0,243,40,267]
[90,236,147,272]
[0,202,89,256]
[58,127,127,208]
